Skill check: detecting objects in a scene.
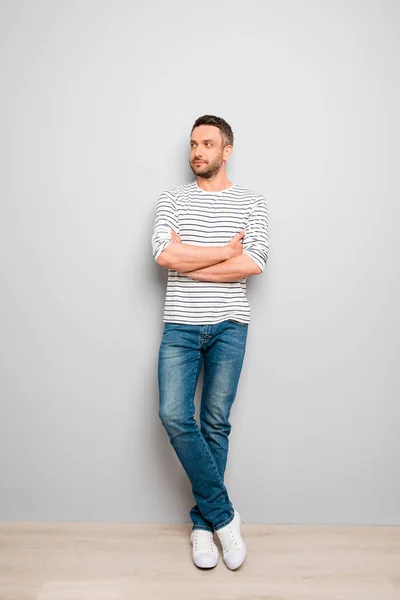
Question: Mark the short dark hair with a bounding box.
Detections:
[191,115,234,147]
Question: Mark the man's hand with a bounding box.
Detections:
[226,230,245,258]
[171,230,182,243]
[170,229,245,261]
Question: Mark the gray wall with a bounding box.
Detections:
[0,0,399,525]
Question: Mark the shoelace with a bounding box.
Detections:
[217,523,242,553]
[193,530,217,553]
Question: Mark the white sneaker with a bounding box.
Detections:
[190,529,219,568]
[216,510,246,570]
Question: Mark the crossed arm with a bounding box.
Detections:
[156,230,261,282]
[180,255,261,282]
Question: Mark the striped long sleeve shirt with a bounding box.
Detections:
[151,180,269,325]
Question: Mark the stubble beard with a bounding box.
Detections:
[190,153,224,179]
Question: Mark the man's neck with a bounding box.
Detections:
[196,175,233,193]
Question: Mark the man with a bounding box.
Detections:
[151,115,269,570]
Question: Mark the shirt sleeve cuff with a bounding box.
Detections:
[154,239,173,261]
[242,251,266,273]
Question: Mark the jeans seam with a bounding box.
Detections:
[168,354,202,445]
[189,354,203,411]
[214,510,235,531]
[192,525,213,532]
[197,429,225,488]
[196,429,234,527]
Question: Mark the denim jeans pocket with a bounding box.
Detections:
[228,319,248,328]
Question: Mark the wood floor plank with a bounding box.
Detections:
[0,523,399,600]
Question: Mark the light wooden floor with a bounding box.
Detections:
[0,522,399,600]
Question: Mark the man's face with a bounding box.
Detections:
[189,125,230,178]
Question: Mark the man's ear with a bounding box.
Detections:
[223,145,233,161]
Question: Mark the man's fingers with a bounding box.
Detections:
[232,229,246,242]
[171,230,182,243]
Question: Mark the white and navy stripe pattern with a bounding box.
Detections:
[152,181,269,325]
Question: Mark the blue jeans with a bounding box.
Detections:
[158,320,248,532]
